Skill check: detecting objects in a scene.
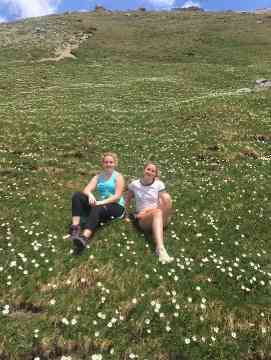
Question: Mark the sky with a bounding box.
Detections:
[0,0,271,23]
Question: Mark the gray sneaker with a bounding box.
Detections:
[69,224,80,239]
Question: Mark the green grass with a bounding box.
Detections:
[1,9,271,360]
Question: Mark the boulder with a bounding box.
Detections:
[94,5,108,12]
[177,6,204,12]
[255,79,271,88]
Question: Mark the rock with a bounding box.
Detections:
[94,5,109,12]
[254,134,271,142]
[34,26,46,34]
[255,79,271,88]
[175,6,204,12]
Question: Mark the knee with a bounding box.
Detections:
[153,208,163,217]
[72,191,86,201]
[72,191,81,200]
[159,192,172,207]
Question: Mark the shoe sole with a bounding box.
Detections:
[157,253,174,263]
[72,236,86,253]
[159,258,173,264]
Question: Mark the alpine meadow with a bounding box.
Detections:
[1,8,271,360]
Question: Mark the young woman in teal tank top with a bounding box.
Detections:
[97,171,125,207]
[70,152,125,253]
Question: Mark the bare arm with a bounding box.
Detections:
[96,174,125,206]
[123,189,134,222]
[125,190,134,209]
[83,175,98,205]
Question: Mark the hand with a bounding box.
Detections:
[88,193,96,206]
[124,216,131,223]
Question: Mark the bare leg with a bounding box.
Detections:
[138,209,165,251]
[158,192,172,227]
[138,194,173,262]
[72,216,80,226]
[82,228,93,239]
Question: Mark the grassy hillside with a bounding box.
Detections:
[1,10,271,359]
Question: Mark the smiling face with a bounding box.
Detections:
[102,155,116,173]
[143,163,157,182]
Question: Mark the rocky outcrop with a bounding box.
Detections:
[255,79,271,89]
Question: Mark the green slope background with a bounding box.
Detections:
[1,9,271,359]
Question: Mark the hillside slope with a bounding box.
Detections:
[1,10,271,360]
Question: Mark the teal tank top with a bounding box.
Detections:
[97,170,125,207]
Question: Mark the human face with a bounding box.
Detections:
[143,164,157,182]
[102,155,115,173]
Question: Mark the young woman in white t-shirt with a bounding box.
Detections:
[126,162,173,263]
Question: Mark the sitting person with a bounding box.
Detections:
[70,152,125,252]
[125,161,173,263]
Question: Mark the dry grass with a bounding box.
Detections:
[40,262,115,292]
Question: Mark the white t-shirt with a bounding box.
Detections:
[128,179,166,213]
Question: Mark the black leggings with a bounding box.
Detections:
[72,192,125,231]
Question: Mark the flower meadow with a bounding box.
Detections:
[1,10,271,360]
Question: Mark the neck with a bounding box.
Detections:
[142,176,154,185]
[104,169,114,176]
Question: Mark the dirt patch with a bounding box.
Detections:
[0,167,17,175]
[240,351,271,360]
[40,262,114,293]
[7,300,44,320]
[239,147,260,159]
[38,32,91,62]
[62,150,85,159]
[65,179,85,190]
[13,301,44,313]
[36,166,64,175]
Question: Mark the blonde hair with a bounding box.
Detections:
[144,161,160,178]
[101,152,119,166]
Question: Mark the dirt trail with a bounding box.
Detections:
[38,33,89,63]
[178,88,252,104]
[38,45,76,62]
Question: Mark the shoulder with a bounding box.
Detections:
[128,178,140,191]
[89,173,100,182]
[129,178,139,185]
[114,171,124,181]
[114,170,123,177]
[154,179,166,191]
